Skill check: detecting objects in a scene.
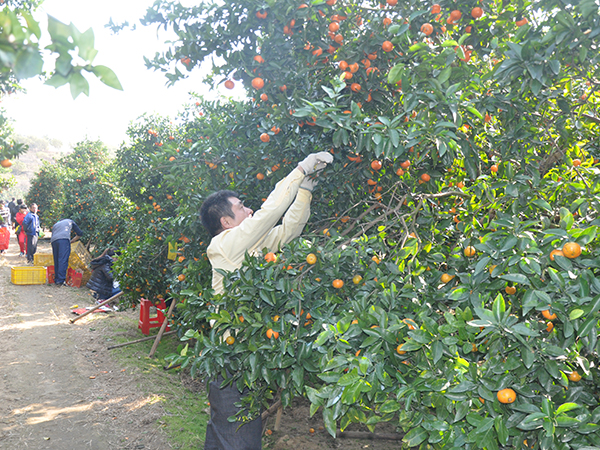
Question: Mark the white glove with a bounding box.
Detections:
[300,176,318,192]
[298,151,333,175]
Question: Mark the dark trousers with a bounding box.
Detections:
[51,239,71,284]
[26,234,38,263]
[204,377,262,450]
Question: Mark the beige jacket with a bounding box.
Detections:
[207,168,312,295]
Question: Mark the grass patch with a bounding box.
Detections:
[92,308,209,450]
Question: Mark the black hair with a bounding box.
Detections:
[200,190,238,237]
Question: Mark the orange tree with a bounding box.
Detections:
[26,139,129,252]
[99,0,600,447]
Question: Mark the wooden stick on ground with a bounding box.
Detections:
[107,330,176,350]
[69,291,124,323]
[149,299,177,358]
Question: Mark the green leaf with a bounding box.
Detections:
[403,426,427,447]
[499,273,530,285]
[532,199,552,212]
[492,294,506,320]
[442,39,459,48]
[322,407,337,437]
[556,403,580,415]
[68,71,90,99]
[45,73,69,88]
[91,65,123,90]
[387,64,404,85]
[495,416,509,445]
[14,47,43,79]
[569,309,584,320]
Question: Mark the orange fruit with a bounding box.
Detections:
[265,252,277,262]
[573,158,582,166]
[382,40,393,52]
[403,318,417,330]
[449,10,462,21]
[471,7,483,18]
[383,17,392,26]
[309,427,315,434]
[350,82,361,92]
[497,388,516,404]
[542,309,557,320]
[256,10,268,19]
[348,63,359,73]
[440,273,454,284]
[253,55,265,63]
[265,429,273,435]
[260,133,270,142]
[352,274,363,284]
[484,113,492,122]
[549,249,564,261]
[225,336,235,345]
[178,274,186,281]
[400,160,411,169]
[420,173,431,182]
[306,253,317,265]
[332,279,344,289]
[386,0,397,5]
[431,4,441,14]
[260,93,268,101]
[505,285,516,295]
[396,168,404,176]
[567,370,582,382]
[371,255,381,264]
[339,60,348,70]
[420,23,433,35]
[562,242,581,259]
[490,164,498,173]
[266,329,279,339]
[546,321,554,332]
[516,18,528,26]
[256,173,265,180]
[396,344,406,355]
[251,77,265,89]
[464,246,476,257]
[328,21,339,32]
[371,160,382,170]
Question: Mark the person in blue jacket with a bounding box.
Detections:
[50,218,83,286]
[21,203,40,264]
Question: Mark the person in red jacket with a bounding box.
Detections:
[15,204,28,256]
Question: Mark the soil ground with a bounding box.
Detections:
[0,233,403,450]
[0,235,171,450]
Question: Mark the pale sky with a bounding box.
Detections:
[3,0,234,148]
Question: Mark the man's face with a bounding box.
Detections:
[225,197,253,229]
[30,205,38,214]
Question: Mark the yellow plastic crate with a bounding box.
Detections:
[34,253,54,267]
[68,241,92,271]
[11,266,47,285]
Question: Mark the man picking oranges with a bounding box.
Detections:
[199,151,333,450]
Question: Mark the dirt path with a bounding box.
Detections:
[0,234,171,450]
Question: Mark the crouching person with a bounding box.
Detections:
[86,248,121,301]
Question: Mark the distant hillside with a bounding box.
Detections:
[1,135,117,200]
